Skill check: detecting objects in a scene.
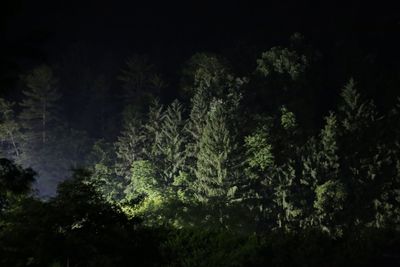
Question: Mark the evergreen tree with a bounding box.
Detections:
[17,65,61,195]
[19,65,61,145]
[271,107,304,231]
[194,99,239,225]
[115,115,145,179]
[243,125,276,230]
[338,79,384,228]
[118,55,165,118]
[142,99,165,168]
[339,78,378,133]
[157,100,187,189]
[313,113,347,235]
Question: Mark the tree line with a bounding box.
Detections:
[1,34,400,266]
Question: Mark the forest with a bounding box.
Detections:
[1,30,400,266]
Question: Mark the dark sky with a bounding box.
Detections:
[1,0,399,87]
[2,1,399,52]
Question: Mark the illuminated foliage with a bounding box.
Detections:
[245,131,274,171]
[257,46,308,80]
[0,99,21,159]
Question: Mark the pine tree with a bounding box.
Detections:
[243,126,276,230]
[185,54,246,180]
[142,99,165,166]
[338,79,384,228]
[17,65,61,195]
[194,99,239,225]
[272,106,303,231]
[115,115,145,178]
[313,113,347,235]
[118,55,165,117]
[185,54,228,174]
[19,65,61,145]
[157,100,187,188]
[339,78,378,133]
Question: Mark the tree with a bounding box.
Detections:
[306,113,347,235]
[0,99,21,159]
[314,180,347,236]
[0,158,35,213]
[243,126,276,230]
[194,100,239,225]
[180,53,230,96]
[256,46,308,81]
[339,78,378,133]
[118,55,165,118]
[157,100,187,187]
[142,100,165,170]
[115,116,146,179]
[185,53,246,177]
[337,79,387,228]
[19,65,61,145]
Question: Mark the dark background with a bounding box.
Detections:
[1,1,399,90]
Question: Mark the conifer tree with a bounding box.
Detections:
[338,79,383,227]
[243,125,276,230]
[194,99,239,225]
[157,100,187,188]
[272,107,303,231]
[142,99,165,166]
[17,65,61,195]
[313,113,347,235]
[115,116,145,178]
[19,65,61,145]
[118,55,165,117]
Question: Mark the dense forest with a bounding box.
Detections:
[1,32,400,266]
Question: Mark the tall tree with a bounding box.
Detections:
[115,115,145,179]
[18,65,62,195]
[194,99,239,225]
[313,113,347,235]
[337,79,383,228]
[157,100,187,187]
[19,65,61,145]
[118,55,165,120]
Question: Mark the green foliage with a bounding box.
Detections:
[314,180,347,235]
[339,78,378,132]
[245,130,274,171]
[280,105,297,130]
[115,117,145,178]
[157,100,187,185]
[194,100,234,202]
[162,229,260,267]
[0,158,35,213]
[193,99,243,226]
[125,160,158,201]
[180,53,229,98]
[0,99,21,159]
[257,46,308,80]
[1,39,400,265]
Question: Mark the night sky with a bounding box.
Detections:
[1,1,399,84]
